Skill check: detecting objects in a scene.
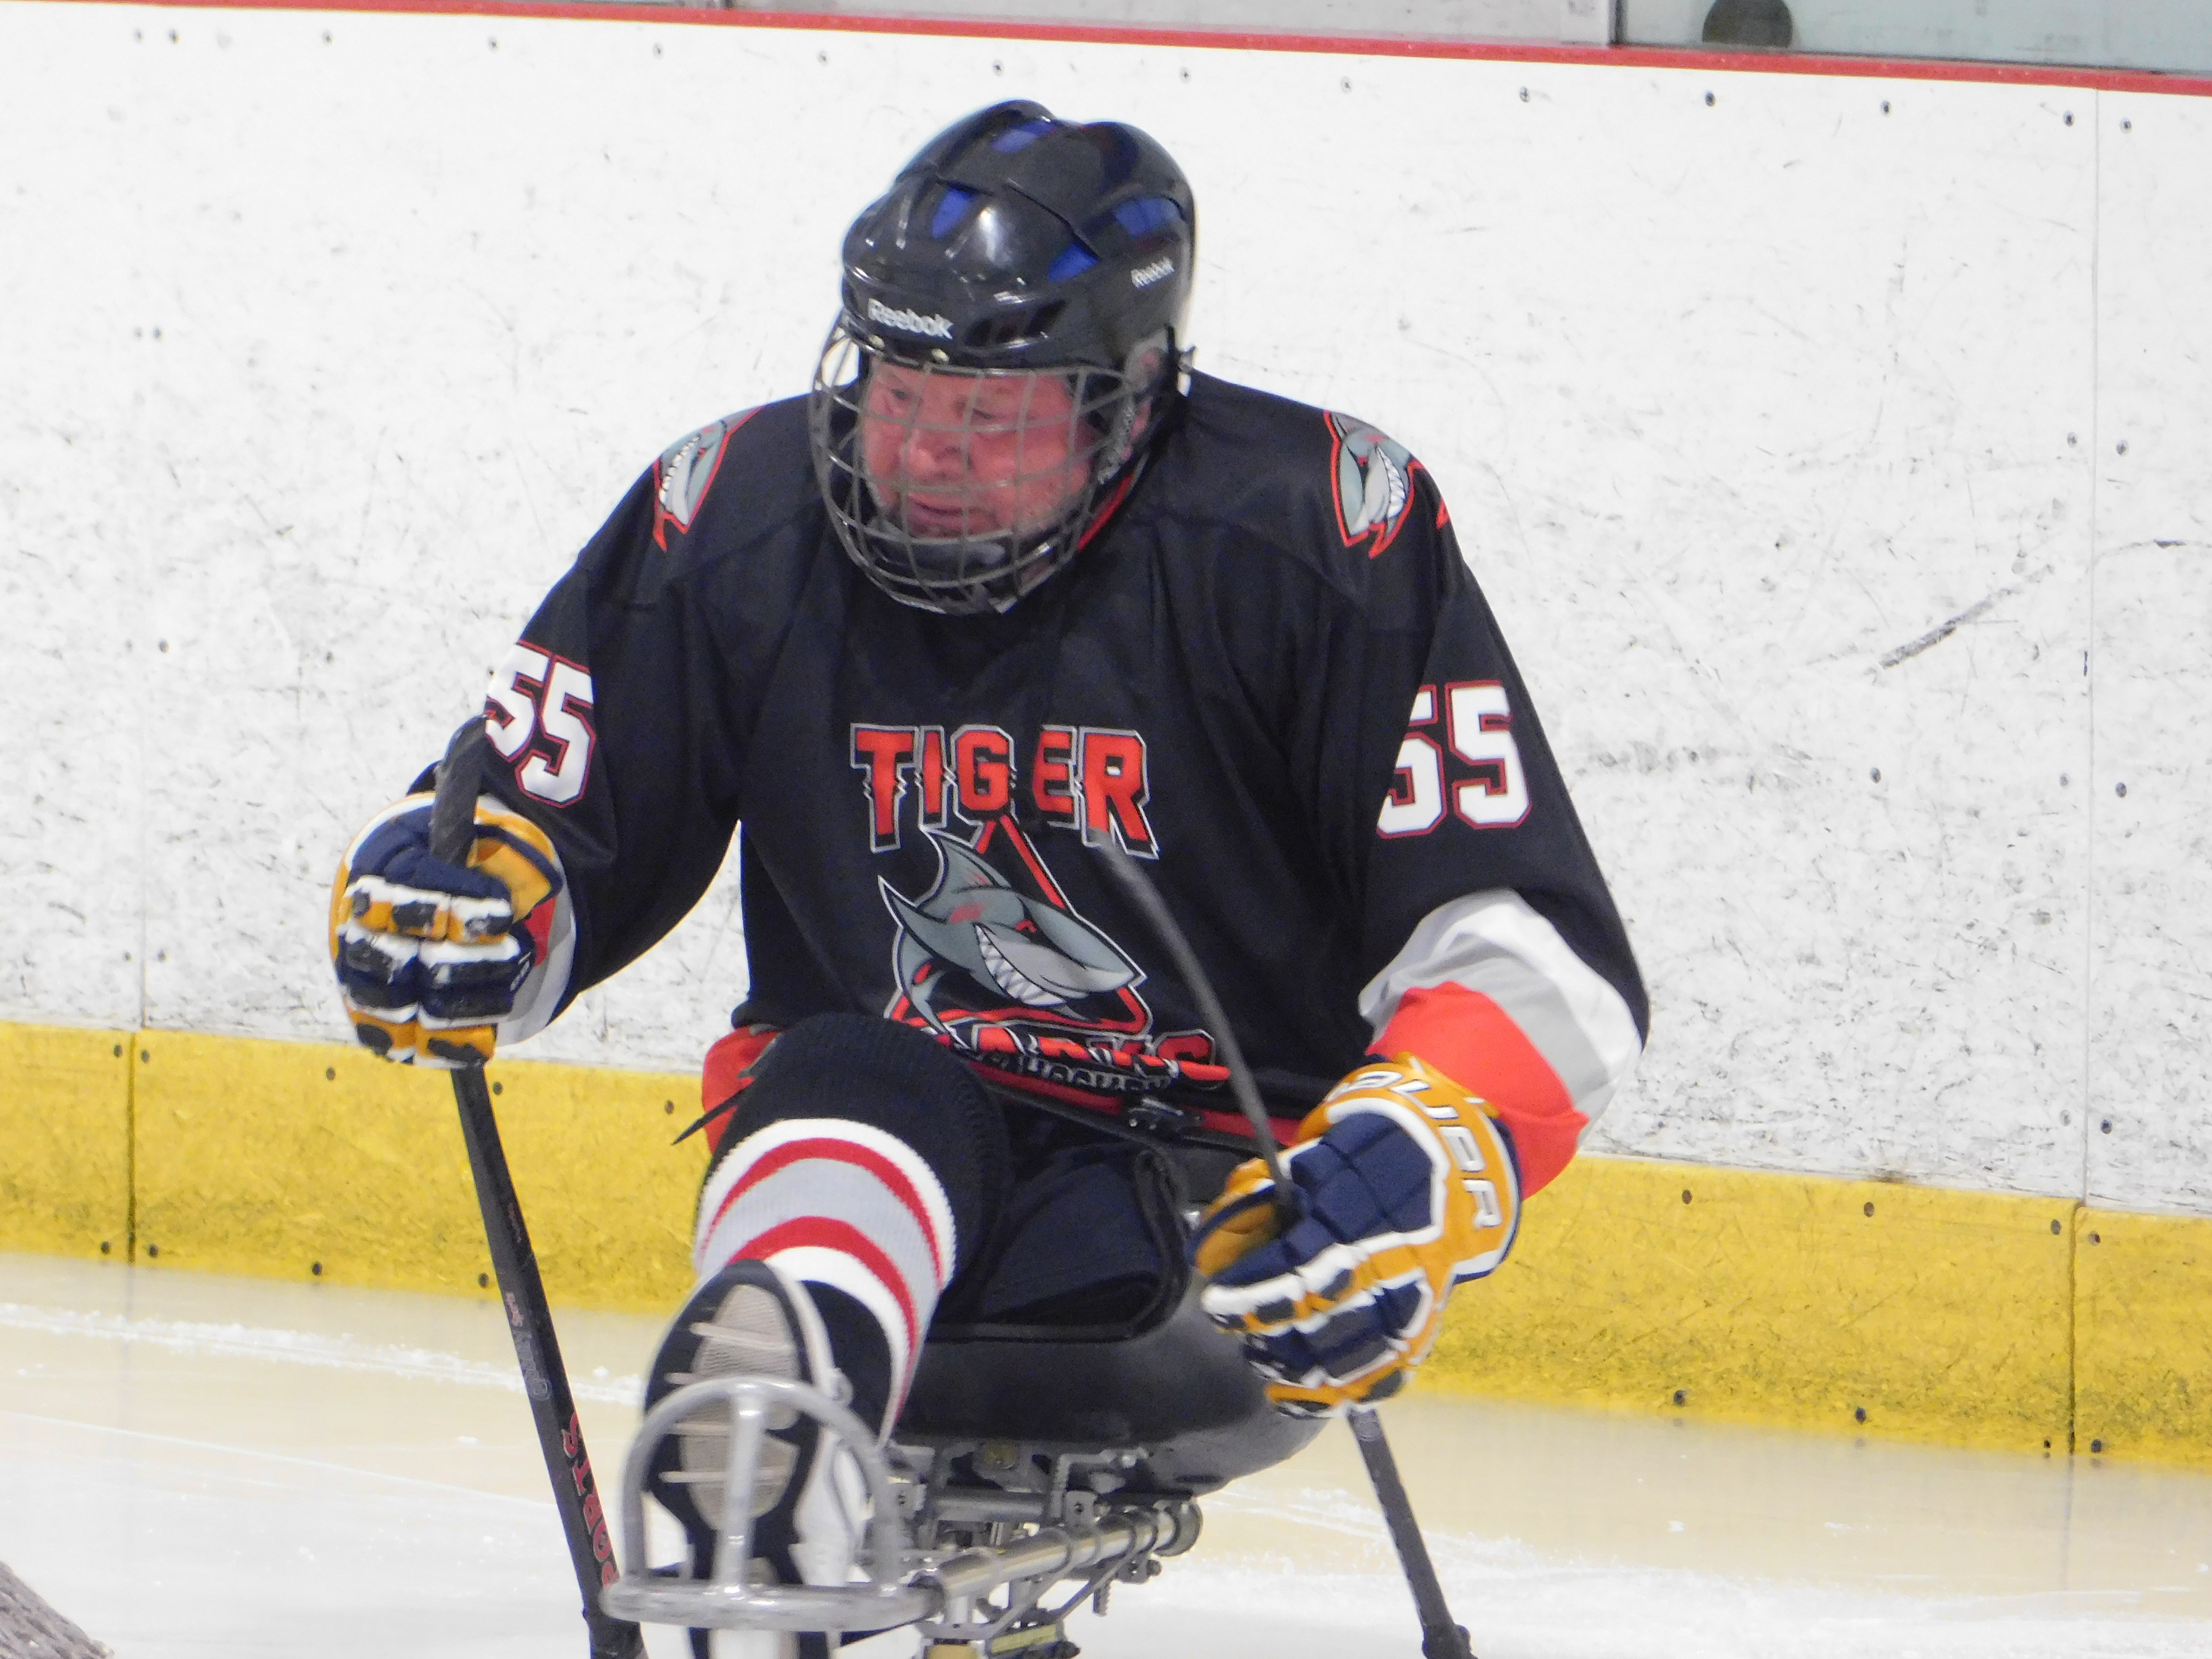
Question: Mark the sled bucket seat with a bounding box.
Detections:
[894,1283,1322,1496]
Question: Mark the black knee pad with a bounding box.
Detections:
[704,1012,1010,1274]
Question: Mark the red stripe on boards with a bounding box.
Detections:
[55,0,2212,100]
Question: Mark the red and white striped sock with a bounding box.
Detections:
[692,1118,956,1431]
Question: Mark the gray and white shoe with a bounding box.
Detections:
[644,1259,868,1659]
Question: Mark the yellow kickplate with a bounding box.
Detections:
[0,1022,132,1260]
[18,1016,2212,1468]
[2075,1206,2212,1468]
[1425,1154,2077,1454]
[131,1030,704,1310]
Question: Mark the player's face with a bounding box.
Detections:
[858,362,1093,541]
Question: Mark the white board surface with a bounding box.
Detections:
[1,2,2208,1211]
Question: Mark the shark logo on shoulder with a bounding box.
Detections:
[1327,411,1418,557]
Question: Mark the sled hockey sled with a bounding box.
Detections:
[602,1284,1322,1655]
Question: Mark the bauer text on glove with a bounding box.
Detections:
[1190,1053,1519,1416]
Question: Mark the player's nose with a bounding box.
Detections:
[897,409,970,481]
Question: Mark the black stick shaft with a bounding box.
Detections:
[1096,842,1291,1195]
[1096,842,1475,1658]
[433,722,643,1659]
[1351,1407,1475,1659]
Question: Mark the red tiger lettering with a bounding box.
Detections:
[1077,728,1156,857]
[917,727,950,830]
[851,726,916,851]
[953,725,1014,818]
[1032,725,1077,825]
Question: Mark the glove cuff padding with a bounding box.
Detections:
[1190,1052,1522,1415]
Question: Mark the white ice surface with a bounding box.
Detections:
[4,1252,2211,1659]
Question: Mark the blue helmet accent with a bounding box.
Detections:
[990,117,1055,153]
[1046,243,1100,283]
[834,99,1196,377]
[929,186,977,240]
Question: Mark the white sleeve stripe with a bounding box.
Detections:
[1358,891,1643,1129]
[497,880,573,1047]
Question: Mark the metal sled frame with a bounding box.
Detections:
[602,1374,1203,1654]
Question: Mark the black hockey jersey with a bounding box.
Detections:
[472,372,1647,1148]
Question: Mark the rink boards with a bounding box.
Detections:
[8,1014,2212,1467]
[6,2,2212,1461]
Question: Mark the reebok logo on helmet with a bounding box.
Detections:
[1130,257,1175,290]
[867,298,955,339]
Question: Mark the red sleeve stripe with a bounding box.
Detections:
[1362,890,1642,1127]
[1379,981,1586,1197]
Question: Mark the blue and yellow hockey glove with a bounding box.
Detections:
[328,794,561,1068]
[1190,1054,1521,1417]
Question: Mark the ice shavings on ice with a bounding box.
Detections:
[0,1302,643,1404]
[1148,1499,2212,1659]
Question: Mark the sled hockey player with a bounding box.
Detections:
[331,101,1646,1654]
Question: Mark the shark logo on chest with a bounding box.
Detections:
[882,831,1140,1034]
[874,815,1223,1098]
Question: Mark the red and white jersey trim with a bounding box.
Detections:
[498,865,573,1047]
[1359,890,1643,1130]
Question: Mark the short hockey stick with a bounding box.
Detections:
[431,721,646,1659]
[1096,843,1476,1659]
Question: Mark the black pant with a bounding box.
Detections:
[704,1012,1191,1339]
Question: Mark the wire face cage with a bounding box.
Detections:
[809,322,1148,615]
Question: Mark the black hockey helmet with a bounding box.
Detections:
[811,101,1197,614]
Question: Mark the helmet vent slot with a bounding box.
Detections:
[962,302,1064,351]
[990,117,1056,154]
[929,186,978,240]
[1046,243,1100,283]
[1112,196,1183,238]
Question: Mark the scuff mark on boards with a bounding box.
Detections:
[1880,587,2015,669]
